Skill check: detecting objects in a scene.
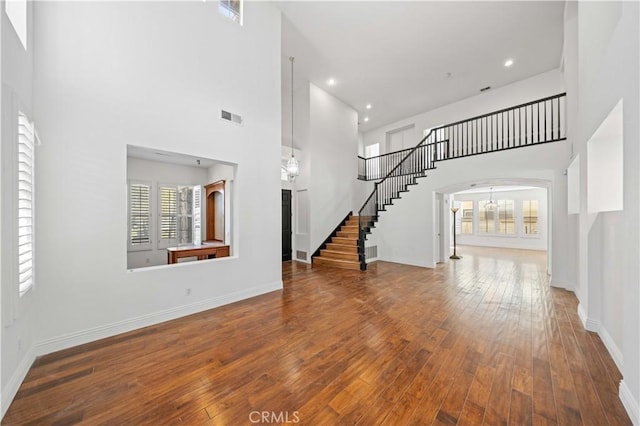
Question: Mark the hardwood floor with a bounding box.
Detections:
[2,246,631,425]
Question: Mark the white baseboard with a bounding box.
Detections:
[35,280,282,356]
[596,323,624,373]
[1,344,36,419]
[577,303,589,329]
[620,380,640,425]
[574,305,625,387]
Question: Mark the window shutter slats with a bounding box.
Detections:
[17,112,35,295]
[160,186,178,241]
[129,183,151,247]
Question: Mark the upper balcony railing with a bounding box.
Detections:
[358,93,566,181]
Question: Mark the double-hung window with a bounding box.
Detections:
[459,201,473,234]
[496,200,515,234]
[18,112,35,295]
[478,201,496,234]
[158,185,199,248]
[523,200,539,235]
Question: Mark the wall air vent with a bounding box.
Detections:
[296,250,307,261]
[221,109,243,126]
[365,245,378,260]
[480,86,492,92]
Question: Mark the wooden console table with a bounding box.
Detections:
[166,242,230,264]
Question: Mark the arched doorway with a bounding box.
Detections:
[205,181,225,242]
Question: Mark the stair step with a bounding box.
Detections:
[332,236,357,245]
[337,230,358,238]
[313,257,361,271]
[319,250,359,261]
[326,243,358,253]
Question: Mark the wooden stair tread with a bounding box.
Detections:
[326,243,358,253]
[313,257,360,270]
[319,249,359,261]
[331,237,357,245]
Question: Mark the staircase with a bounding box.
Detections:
[356,93,567,270]
[312,215,361,270]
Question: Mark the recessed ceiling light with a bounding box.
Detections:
[364,117,369,122]
[366,104,372,109]
[327,78,336,86]
[504,59,514,67]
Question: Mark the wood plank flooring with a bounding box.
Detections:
[2,246,631,425]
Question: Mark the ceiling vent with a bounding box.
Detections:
[221,109,243,126]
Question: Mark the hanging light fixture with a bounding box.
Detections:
[486,186,498,211]
[286,56,299,182]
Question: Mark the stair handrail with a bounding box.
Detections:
[357,136,427,221]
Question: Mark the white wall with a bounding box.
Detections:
[372,142,565,269]
[1,0,37,416]
[564,1,640,421]
[454,188,548,251]
[126,157,209,269]
[308,83,360,253]
[28,0,281,394]
[291,85,311,261]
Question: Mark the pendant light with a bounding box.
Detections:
[286,56,299,182]
[486,187,498,211]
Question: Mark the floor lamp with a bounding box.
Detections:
[450,207,461,259]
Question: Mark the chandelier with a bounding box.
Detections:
[286,56,299,182]
[485,187,498,210]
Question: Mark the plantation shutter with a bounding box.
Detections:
[129,183,151,247]
[18,112,34,294]
[160,185,178,244]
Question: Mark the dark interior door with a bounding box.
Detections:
[282,189,292,261]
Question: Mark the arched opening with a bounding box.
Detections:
[435,178,553,274]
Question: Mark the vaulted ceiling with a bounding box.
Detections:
[278,1,565,137]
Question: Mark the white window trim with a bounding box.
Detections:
[219,0,243,26]
[2,101,37,326]
[5,0,28,50]
[127,180,153,252]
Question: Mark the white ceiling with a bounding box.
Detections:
[278,1,565,137]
